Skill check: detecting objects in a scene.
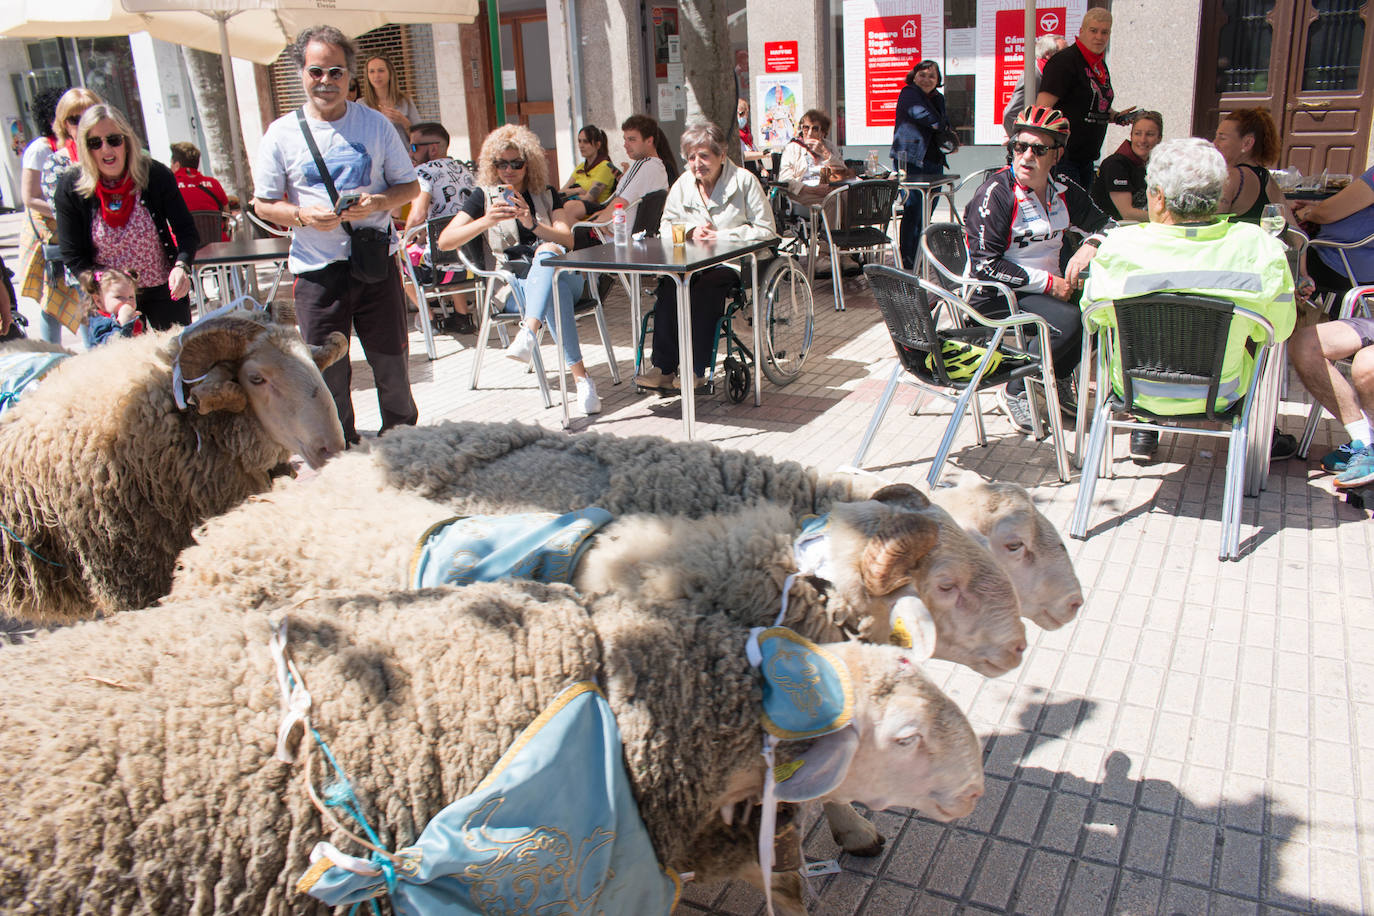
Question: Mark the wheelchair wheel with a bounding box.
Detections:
[760,258,815,387]
[724,356,751,403]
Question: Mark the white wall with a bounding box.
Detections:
[0,39,32,210]
[131,34,210,164]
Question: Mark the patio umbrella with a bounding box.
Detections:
[0,0,478,202]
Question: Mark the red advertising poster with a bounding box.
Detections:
[994,6,1065,129]
[863,15,923,128]
[651,7,679,79]
[764,41,799,73]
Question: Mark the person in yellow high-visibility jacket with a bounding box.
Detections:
[1081,137,1295,460]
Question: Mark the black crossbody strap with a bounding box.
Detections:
[297,108,353,236]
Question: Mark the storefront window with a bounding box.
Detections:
[74,37,149,146]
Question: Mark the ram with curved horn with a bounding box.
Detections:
[0,308,349,625]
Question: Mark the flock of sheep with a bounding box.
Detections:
[0,308,1086,915]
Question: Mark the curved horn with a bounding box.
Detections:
[859,512,940,596]
[310,332,350,370]
[870,483,931,511]
[186,364,248,415]
[176,315,270,383]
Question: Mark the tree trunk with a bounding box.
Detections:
[677,0,740,159]
[179,46,252,204]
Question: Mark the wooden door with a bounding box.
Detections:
[1195,0,1374,173]
[499,11,559,178]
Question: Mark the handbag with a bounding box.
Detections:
[935,126,961,156]
[296,109,393,284]
[28,210,66,285]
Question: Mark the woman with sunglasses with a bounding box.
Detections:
[559,125,620,207]
[53,104,198,334]
[19,87,104,343]
[361,54,420,143]
[437,124,601,416]
[891,59,956,269]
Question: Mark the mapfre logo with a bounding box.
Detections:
[1039,12,1060,32]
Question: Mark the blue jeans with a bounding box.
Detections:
[505,248,585,365]
[37,311,65,344]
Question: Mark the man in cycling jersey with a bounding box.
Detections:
[963,105,1113,433]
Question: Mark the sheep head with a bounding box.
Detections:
[825,483,1027,677]
[176,312,348,469]
[932,474,1085,631]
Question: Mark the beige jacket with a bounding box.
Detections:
[659,160,777,250]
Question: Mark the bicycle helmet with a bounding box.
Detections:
[927,339,1002,381]
[1010,105,1071,144]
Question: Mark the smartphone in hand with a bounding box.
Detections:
[333,191,363,215]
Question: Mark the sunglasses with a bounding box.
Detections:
[85,133,126,151]
[410,140,440,152]
[1010,140,1056,158]
[305,65,349,82]
[493,158,526,170]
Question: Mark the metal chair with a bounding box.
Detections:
[852,266,1070,487]
[1308,229,1374,305]
[949,168,1003,228]
[1297,284,1374,458]
[189,209,229,248]
[243,202,291,239]
[816,178,901,311]
[398,215,485,360]
[573,189,668,357]
[1069,293,1277,561]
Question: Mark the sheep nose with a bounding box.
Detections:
[962,785,984,805]
[1013,640,1027,656]
[1066,595,1084,615]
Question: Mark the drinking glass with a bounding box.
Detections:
[1259,203,1285,237]
[671,222,688,246]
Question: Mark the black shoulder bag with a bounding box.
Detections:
[296,109,392,284]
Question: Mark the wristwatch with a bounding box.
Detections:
[294,208,306,227]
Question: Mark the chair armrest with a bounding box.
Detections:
[399,224,426,247]
[1338,285,1374,319]
[918,278,1050,337]
[455,246,519,288]
[1307,228,1374,251]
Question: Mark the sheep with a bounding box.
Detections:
[0,581,984,915]
[171,468,1028,677]
[320,420,1084,630]
[0,309,349,626]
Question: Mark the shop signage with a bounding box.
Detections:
[974,0,1085,145]
[764,41,799,73]
[842,0,942,146]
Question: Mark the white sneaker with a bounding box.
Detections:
[576,377,601,415]
[505,325,536,362]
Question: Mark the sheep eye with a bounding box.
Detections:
[247,373,266,386]
[937,582,956,593]
[1005,541,1024,552]
[894,728,923,747]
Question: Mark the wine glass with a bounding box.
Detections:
[1259,203,1285,237]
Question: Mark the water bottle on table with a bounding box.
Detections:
[612,202,628,247]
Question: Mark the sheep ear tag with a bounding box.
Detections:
[748,627,855,741]
[888,587,937,660]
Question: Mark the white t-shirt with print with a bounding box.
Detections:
[416,157,477,221]
[253,101,417,274]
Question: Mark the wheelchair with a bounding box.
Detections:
[632,188,816,403]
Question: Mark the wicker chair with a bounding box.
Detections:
[1069,293,1277,560]
[852,265,1070,486]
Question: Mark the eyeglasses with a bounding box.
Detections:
[797,124,822,134]
[1010,140,1055,158]
[85,133,126,151]
[305,65,349,82]
[410,141,440,152]
[492,158,526,170]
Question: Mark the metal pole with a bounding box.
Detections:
[565,0,584,151]
[70,38,87,87]
[1023,2,1036,99]
[214,12,251,203]
[487,0,505,125]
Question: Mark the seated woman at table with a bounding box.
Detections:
[436,124,600,417]
[1214,107,1290,225]
[778,109,850,198]
[559,125,620,209]
[891,60,955,269]
[1090,110,1162,222]
[634,121,777,394]
[1291,165,1374,295]
[53,104,197,335]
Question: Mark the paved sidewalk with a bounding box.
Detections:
[342,270,1373,915]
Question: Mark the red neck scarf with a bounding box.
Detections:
[64,139,78,163]
[1114,138,1143,166]
[1076,38,1109,84]
[94,173,136,228]
[46,136,58,153]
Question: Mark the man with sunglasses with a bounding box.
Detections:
[404,121,477,332]
[963,105,1113,434]
[253,24,420,446]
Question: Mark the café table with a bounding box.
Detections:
[546,236,775,439]
[898,173,960,232]
[193,236,292,313]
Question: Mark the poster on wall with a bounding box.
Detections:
[651,7,679,80]
[974,0,1085,145]
[755,74,804,150]
[841,0,944,147]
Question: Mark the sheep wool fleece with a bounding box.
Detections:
[0,581,766,915]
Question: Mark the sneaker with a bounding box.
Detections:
[1130,429,1160,461]
[576,377,601,415]
[635,366,675,391]
[451,312,477,335]
[998,388,1034,434]
[504,325,536,362]
[1320,440,1365,473]
[1334,444,1374,489]
[1270,429,1298,461]
[1055,376,1078,418]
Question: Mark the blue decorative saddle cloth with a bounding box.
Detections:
[297,682,680,914]
[409,509,614,590]
[0,351,68,417]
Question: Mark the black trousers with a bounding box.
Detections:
[136,284,192,331]
[293,259,418,441]
[651,266,737,377]
[978,292,1083,395]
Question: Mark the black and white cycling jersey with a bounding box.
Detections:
[961,167,1112,310]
